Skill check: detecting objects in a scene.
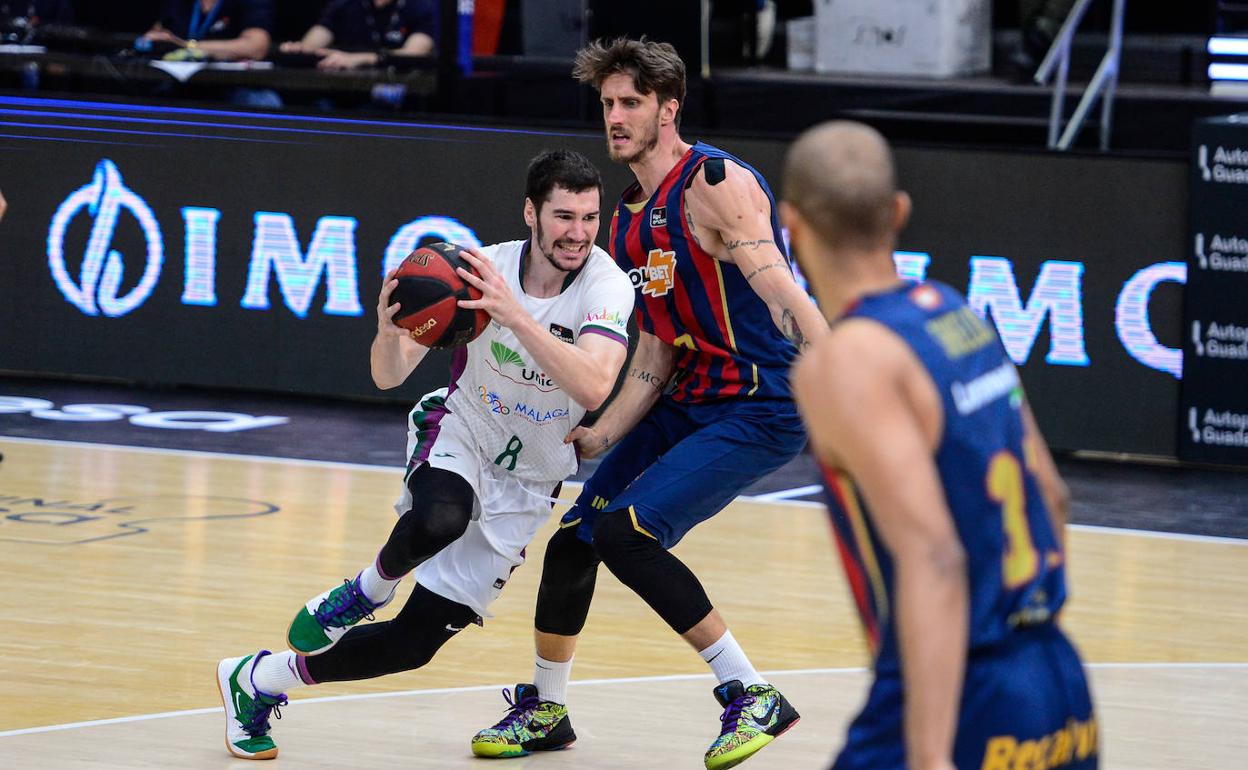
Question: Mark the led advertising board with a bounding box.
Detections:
[0,96,1187,456]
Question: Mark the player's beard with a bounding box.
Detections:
[608,114,660,164]
[534,220,589,274]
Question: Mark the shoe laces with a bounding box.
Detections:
[314,578,380,629]
[240,692,287,738]
[490,687,542,731]
[717,694,757,736]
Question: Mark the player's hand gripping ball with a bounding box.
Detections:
[389,242,491,348]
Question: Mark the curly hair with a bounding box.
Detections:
[573,37,687,126]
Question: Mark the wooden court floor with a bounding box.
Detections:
[0,437,1245,769]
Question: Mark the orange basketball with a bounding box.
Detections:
[389,242,490,349]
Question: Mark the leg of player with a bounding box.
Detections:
[217,583,480,760]
[591,509,800,770]
[469,524,600,758]
[286,466,474,655]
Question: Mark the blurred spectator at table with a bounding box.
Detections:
[145,0,273,62]
[280,0,437,71]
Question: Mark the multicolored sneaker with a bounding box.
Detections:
[287,572,395,655]
[704,680,800,770]
[216,651,288,760]
[470,683,576,758]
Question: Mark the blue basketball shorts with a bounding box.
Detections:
[560,396,807,549]
[832,624,1098,770]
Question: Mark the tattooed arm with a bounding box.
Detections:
[565,331,675,459]
[685,160,827,352]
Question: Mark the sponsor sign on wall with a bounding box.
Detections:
[1181,116,1248,464]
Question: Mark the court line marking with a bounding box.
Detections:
[3,436,1244,545]
[749,484,825,501]
[1,661,1244,739]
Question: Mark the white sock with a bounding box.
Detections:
[699,630,766,688]
[359,554,403,605]
[251,651,309,696]
[533,654,573,704]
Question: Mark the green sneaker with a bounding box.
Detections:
[704,680,800,770]
[287,572,395,655]
[470,684,576,758]
[216,651,287,760]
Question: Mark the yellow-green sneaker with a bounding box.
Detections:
[470,684,576,758]
[704,680,800,770]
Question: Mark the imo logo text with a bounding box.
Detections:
[47,158,481,320]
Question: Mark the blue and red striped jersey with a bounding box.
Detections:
[820,281,1068,673]
[610,142,796,402]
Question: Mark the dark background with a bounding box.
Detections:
[0,96,1186,457]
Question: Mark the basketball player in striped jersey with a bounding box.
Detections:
[784,122,1097,769]
[471,38,826,769]
[213,150,634,760]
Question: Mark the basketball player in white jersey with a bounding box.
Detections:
[214,149,634,760]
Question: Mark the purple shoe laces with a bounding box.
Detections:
[242,651,288,738]
[313,577,381,629]
[490,687,542,732]
[717,694,757,736]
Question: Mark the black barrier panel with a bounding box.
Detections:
[0,96,1186,456]
[1181,117,1248,465]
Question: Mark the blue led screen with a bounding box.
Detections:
[0,97,1187,456]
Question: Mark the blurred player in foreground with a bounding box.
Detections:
[784,121,1098,770]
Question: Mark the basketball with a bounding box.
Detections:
[389,242,490,349]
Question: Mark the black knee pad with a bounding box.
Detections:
[379,466,473,576]
[535,525,601,636]
[592,510,713,634]
[591,509,655,566]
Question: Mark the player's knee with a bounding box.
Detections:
[397,503,470,552]
[535,526,601,636]
[591,509,658,569]
[540,526,599,591]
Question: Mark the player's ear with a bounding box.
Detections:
[661,98,679,127]
[779,201,804,241]
[892,191,912,233]
[524,197,537,228]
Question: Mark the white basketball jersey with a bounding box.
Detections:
[443,240,633,482]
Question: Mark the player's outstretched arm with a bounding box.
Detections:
[371,270,430,389]
[793,321,964,770]
[685,161,827,352]
[568,330,675,458]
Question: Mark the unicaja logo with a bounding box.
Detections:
[48,160,163,316]
[1192,321,1204,356]
[1199,145,1212,182]
[1189,407,1200,443]
[1195,233,1207,269]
